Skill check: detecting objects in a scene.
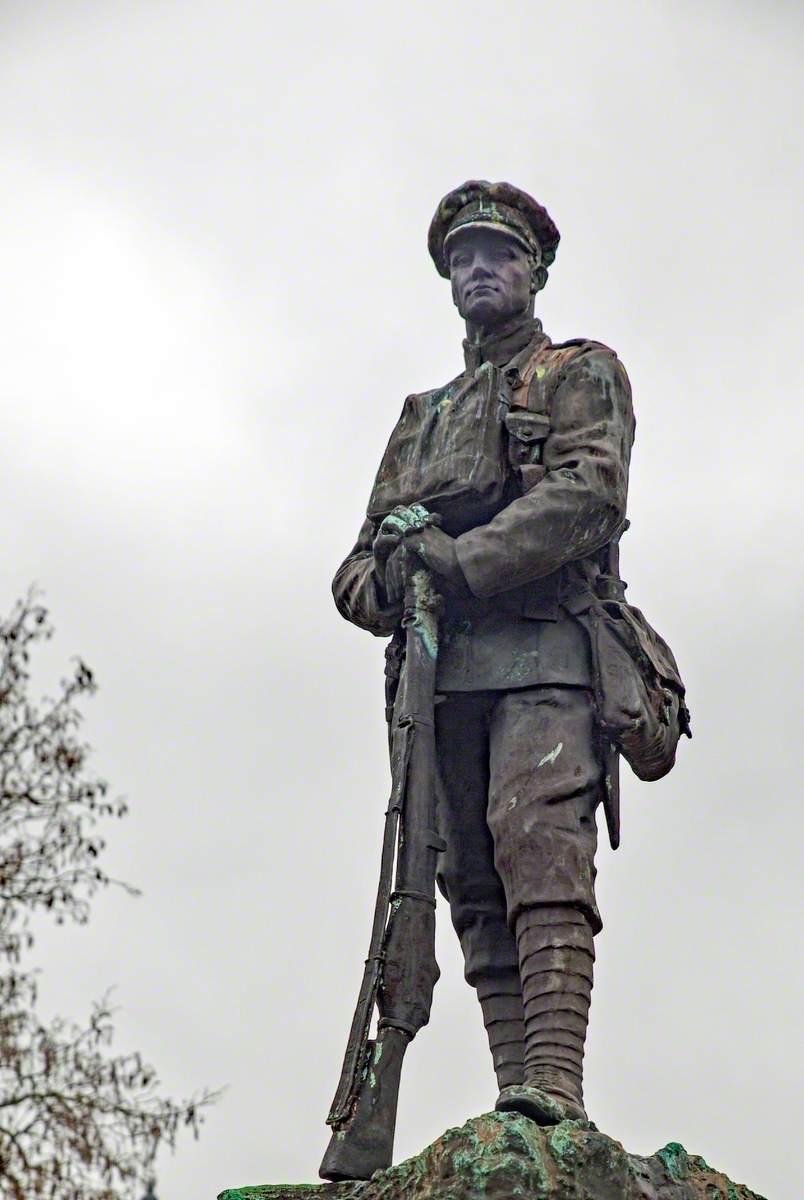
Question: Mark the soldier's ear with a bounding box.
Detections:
[529,265,538,295]
[528,245,547,295]
[531,262,548,295]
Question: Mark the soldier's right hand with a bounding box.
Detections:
[374,506,431,604]
[378,505,432,544]
[373,506,429,584]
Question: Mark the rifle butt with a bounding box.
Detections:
[318,1026,409,1182]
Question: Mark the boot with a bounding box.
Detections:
[476,969,525,1089]
[496,905,593,1125]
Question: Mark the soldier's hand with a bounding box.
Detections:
[378,504,432,543]
[403,525,471,596]
[373,506,432,599]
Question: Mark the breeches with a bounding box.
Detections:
[434,685,603,986]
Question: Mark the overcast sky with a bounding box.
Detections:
[1,2,802,1198]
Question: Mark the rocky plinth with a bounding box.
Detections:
[217,1112,766,1199]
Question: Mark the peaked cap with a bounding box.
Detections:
[428,180,560,278]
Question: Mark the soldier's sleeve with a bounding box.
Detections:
[332,516,403,636]
[455,344,635,597]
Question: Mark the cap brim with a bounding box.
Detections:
[444,219,534,253]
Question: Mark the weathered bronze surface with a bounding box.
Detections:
[220,1112,765,1200]
[316,180,690,1182]
[220,181,695,1197]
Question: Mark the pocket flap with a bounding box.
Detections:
[504,410,551,444]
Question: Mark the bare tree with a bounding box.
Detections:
[0,594,216,1200]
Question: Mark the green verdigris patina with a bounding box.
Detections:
[410,567,440,660]
[218,1112,766,1200]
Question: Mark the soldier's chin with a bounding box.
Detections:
[464,294,506,325]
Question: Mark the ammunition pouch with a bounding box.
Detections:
[504,409,549,493]
[368,362,512,535]
[367,343,556,535]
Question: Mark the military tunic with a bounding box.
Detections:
[333,317,634,960]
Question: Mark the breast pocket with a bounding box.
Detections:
[504,410,550,492]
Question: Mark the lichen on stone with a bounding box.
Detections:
[218,1112,767,1200]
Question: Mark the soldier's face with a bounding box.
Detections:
[447,228,533,330]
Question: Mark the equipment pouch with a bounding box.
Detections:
[367,362,510,534]
[504,409,549,492]
[583,595,691,782]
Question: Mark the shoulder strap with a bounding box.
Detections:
[510,341,554,415]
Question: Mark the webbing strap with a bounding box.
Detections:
[377,1017,417,1037]
[510,343,553,416]
[391,888,437,910]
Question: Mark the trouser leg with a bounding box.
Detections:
[435,691,525,1089]
[488,686,601,1120]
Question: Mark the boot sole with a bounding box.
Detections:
[495,1084,587,1125]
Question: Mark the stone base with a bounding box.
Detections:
[217,1111,766,1199]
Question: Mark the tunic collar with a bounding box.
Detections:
[462,316,547,372]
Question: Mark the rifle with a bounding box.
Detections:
[319,565,443,1182]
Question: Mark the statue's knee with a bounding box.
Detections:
[454,909,520,986]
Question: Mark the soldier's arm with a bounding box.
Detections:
[332,516,404,636]
[454,344,635,597]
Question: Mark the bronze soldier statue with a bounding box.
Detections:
[322,181,689,1181]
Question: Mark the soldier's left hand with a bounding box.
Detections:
[404,526,471,596]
